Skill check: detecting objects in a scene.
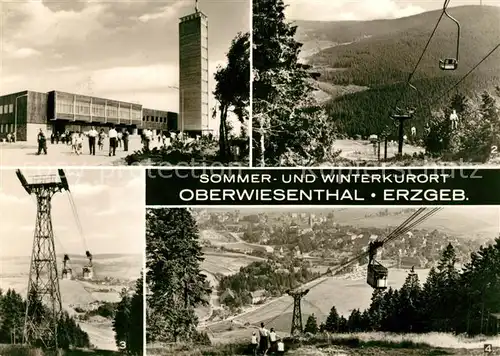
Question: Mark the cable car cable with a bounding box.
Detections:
[291,208,441,294]
[256,300,295,327]
[337,208,440,275]
[66,192,89,252]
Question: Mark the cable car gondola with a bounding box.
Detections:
[439,1,461,70]
[82,250,93,280]
[367,240,388,289]
[62,254,73,280]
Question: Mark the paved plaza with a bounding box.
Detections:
[0,136,165,166]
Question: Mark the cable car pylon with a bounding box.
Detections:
[16,169,70,349]
[287,289,310,336]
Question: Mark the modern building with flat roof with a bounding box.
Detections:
[0,90,178,142]
[179,8,210,135]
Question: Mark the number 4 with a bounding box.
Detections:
[484,344,492,352]
[492,146,498,154]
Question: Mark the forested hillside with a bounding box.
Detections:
[296,5,500,139]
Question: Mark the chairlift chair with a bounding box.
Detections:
[439,1,461,71]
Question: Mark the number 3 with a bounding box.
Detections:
[119,341,126,349]
[491,146,498,154]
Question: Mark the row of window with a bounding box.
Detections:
[56,99,142,120]
[143,116,171,123]
[0,123,13,133]
[0,104,14,115]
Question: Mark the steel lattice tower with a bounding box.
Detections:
[288,289,309,336]
[17,170,69,349]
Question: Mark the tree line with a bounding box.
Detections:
[0,289,90,348]
[112,276,144,355]
[218,261,320,310]
[304,240,500,336]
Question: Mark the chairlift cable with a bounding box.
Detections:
[426,42,500,108]
[393,0,451,109]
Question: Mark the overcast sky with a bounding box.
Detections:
[0,0,250,132]
[0,169,144,257]
[286,0,499,21]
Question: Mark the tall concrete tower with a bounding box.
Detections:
[179,0,209,136]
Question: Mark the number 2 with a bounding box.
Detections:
[491,146,498,154]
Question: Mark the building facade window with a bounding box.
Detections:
[0,106,3,115]
[3,105,8,113]
[132,109,142,121]
[8,104,13,113]
[106,105,118,118]
[92,103,105,117]
[56,98,74,114]
[75,101,90,115]
[119,107,130,120]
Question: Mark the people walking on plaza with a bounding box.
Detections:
[122,129,129,152]
[71,131,79,154]
[108,125,118,156]
[87,126,98,155]
[36,129,47,155]
[143,129,153,151]
[117,130,123,148]
[75,132,84,155]
[98,129,106,150]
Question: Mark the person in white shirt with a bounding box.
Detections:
[258,323,270,356]
[87,126,98,155]
[450,109,458,130]
[108,125,118,156]
[75,132,84,155]
[269,328,278,353]
[117,131,123,148]
[277,338,285,355]
[71,132,78,154]
[98,129,106,150]
[144,129,153,151]
[251,331,258,356]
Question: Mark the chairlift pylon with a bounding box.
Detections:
[439,0,461,70]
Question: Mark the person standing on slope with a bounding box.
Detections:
[258,322,270,356]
